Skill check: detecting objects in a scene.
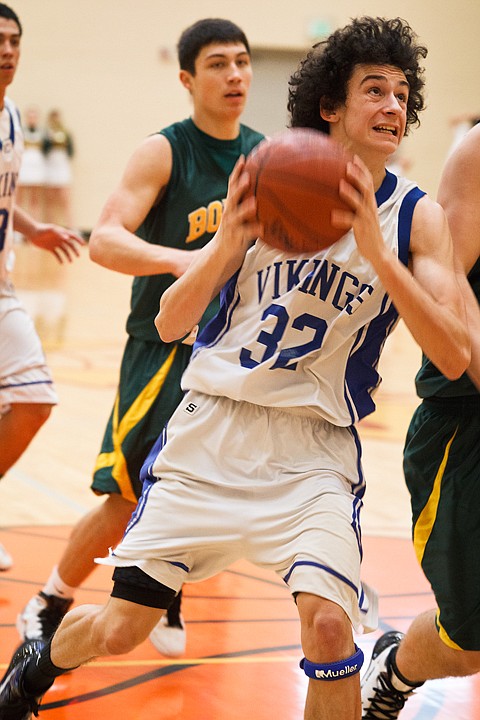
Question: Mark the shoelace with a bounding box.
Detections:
[363,672,412,719]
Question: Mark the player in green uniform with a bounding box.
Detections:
[16,17,263,657]
[362,124,480,718]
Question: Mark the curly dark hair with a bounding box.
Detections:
[288,16,427,136]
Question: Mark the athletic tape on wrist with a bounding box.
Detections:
[300,644,364,681]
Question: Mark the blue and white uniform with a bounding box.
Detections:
[0,97,57,416]
[100,171,424,634]
[185,171,423,425]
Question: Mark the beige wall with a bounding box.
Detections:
[10,0,480,229]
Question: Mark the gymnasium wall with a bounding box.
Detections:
[11,0,480,230]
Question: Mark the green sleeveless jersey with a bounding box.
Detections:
[415,257,480,398]
[126,118,264,341]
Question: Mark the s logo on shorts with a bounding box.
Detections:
[184,402,198,415]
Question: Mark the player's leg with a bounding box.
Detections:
[252,411,370,720]
[17,338,190,655]
[0,402,53,572]
[0,288,56,475]
[0,288,58,569]
[17,493,136,641]
[51,597,164,666]
[57,494,136,587]
[1,568,177,717]
[297,592,362,720]
[5,470,190,715]
[0,402,52,475]
[362,399,480,718]
[396,610,480,678]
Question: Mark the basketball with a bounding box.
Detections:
[245,128,353,253]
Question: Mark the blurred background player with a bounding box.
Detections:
[16,17,263,657]
[43,108,75,228]
[0,4,84,570]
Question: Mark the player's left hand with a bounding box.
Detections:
[27,225,86,263]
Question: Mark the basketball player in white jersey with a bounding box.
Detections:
[0,4,84,570]
[0,16,470,720]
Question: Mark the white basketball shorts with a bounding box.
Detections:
[99,390,377,633]
[0,281,58,415]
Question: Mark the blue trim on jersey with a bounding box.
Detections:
[192,269,242,355]
[398,186,426,266]
[343,183,425,423]
[0,379,54,390]
[0,104,16,152]
[375,169,397,205]
[343,301,398,422]
[283,559,359,597]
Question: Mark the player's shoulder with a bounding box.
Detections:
[4,96,20,122]
[4,96,18,111]
[239,123,265,143]
[134,132,172,164]
[120,132,172,191]
[410,194,449,256]
[456,121,480,157]
[159,118,196,144]
[441,123,480,193]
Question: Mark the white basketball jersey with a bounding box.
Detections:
[183,171,425,426]
[0,97,23,284]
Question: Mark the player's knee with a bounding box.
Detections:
[103,629,138,656]
[94,612,141,656]
[298,596,364,682]
[300,596,352,659]
[104,493,137,522]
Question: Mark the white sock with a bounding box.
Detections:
[42,566,77,600]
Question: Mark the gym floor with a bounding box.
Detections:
[0,248,477,718]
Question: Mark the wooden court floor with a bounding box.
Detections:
[0,249,478,718]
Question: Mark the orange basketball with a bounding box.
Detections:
[245,128,352,253]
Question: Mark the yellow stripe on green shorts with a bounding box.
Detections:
[94,346,178,502]
[413,427,457,566]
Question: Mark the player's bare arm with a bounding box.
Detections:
[89,133,201,277]
[156,159,262,342]
[438,123,480,388]
[13,205,85,263]
[338,156,470,380]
